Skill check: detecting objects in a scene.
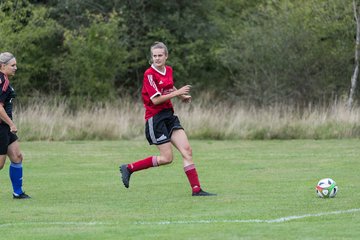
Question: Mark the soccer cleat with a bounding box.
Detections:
[192,189,217,196]
[120,164,132,188]
[13,192,31,199]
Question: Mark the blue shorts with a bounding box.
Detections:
[0,124,18,155]
[145,109,183,145]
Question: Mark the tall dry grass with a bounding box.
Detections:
[14,98,360,141]
[15,100,144,141]
[179,101,360,140]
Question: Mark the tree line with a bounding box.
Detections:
[0,0,357,107]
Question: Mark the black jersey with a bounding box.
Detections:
[0,72,16,124]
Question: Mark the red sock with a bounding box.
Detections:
[184,164,201,193]
[127,156,158,173]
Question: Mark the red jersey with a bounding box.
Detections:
[142,65,174,120]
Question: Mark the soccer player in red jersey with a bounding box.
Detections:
[120,42,216,196]
[0,52,30,199]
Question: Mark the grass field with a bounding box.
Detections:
[0,139,360,240]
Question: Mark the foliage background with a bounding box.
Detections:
[0,0,357,106]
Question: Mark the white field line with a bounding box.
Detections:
[0,208,359,228]
[135,208,360,225]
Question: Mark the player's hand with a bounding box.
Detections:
[10,124,17,133]
[176,85,191,96]
[181,94,192,103]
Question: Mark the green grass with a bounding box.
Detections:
[1,139,360,239]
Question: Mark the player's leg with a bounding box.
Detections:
[119,142,174,188]
[0,125,8,170]
[170,129,193,167]
[126,142,173,172]
[0,155,6,170]
[120,112,175,188]
[171,129,216,196]
[170,129,199,192]
[155,142,173,165]
[7,140,30,199]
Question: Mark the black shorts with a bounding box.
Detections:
[145,109,183,145]
[0,124,18,155]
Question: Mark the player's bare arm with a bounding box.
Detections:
[0,103,17,133]
[173,86,192,103]
[151,85,191,105]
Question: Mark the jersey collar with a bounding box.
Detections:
[151,64,166,76]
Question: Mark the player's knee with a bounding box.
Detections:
[162,155,173,165]
[11,152,23,163]
[159,152,173,165]
[158,148,174,165]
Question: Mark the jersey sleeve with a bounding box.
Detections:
[143,72,161,99]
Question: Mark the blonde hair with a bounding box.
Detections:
[0,52,15,65]
[150,42,168,56]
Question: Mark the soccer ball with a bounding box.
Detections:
[316,178,338,198]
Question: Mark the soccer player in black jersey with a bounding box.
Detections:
[0,52,30,199]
